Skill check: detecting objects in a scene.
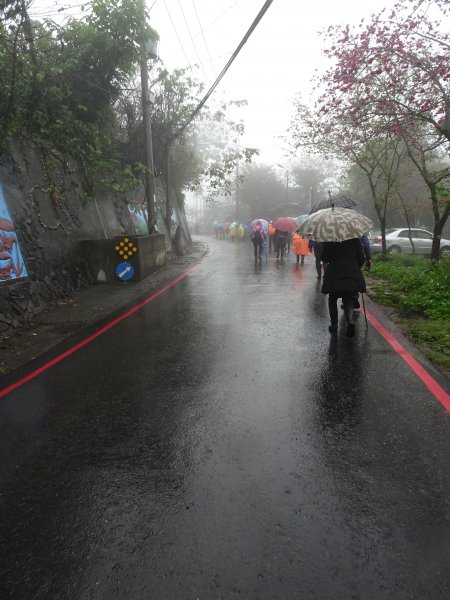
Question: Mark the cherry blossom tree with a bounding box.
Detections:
[307,0,450,258]
[289,98,409,249]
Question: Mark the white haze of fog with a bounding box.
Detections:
[28,0,402,217]
[148,0,398,166]
[28,0,398,166]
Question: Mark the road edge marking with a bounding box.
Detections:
[0,263,199,399]
[365,309,450,413]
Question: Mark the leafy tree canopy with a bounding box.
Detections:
[0,0,155,196]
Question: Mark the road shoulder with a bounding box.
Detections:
[0,241,208,377]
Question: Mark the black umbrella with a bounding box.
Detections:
[309,193,358,215]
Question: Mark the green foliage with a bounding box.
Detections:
[368,254,450,373]
[143,71,257,198]
[0,1,256,205]
[370,254,450,319]
[203,146,259,198]
[401,319,450,373]
[237,163,285,217]
[0,0,153,197]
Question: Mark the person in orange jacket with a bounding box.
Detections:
[268,221,275,253]
[292,230,311,264]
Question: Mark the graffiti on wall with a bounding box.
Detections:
[0,184,28,282]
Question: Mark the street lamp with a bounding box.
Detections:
[277,164,289,216]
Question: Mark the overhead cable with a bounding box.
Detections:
[163,0,193,71]
[171,0,274,142]
[163,0,239,62]
[176,0,208,82]
[191,0,217,79]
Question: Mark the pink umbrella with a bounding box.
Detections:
[272,217,299,233]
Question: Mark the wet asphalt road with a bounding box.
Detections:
[1,236,450,600]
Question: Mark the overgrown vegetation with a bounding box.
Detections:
[368,254,450,374]
[289,0,450,259]
[0,0,154,196]
[0,0,256,204]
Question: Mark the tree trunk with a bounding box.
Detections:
[431,222,443,260]
[374,200,387,254]
[380,215,387,253]
[430,187,450,260]
[398,192,415,254]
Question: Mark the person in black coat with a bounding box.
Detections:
[309,239,324,279]
[321,238,366,337]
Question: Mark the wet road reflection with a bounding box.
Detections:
[1,236,449,599]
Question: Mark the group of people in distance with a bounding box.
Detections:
[250,220,372,338]
[250,220,299,261]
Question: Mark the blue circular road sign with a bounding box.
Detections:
[115,262,135,281]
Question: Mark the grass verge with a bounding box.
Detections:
[367,254,450,376]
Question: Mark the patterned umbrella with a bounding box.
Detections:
[272,217,299,233]
[309,194,358,215]
[299,207,373,242]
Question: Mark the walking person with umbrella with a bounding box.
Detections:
[251,219,267,261]
[321,239,367,337]
[272,217,298,260]
[299,207,373,337]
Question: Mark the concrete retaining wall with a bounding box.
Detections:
[0,140,166,333]
[78,234,166,283]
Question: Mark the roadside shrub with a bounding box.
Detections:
[370,255,450,320]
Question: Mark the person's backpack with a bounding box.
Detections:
[252,228,263,242]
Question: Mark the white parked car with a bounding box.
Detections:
[369,228,450,256]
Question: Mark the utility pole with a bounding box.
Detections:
[235,160,240,224]
[140,60,156,225]
[139,0,156,227]
[165,142,172,236]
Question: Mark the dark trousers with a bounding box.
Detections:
[275,241,286,258]
[328,293,354,326]
[253,239,263,258]
[313,247,322,277]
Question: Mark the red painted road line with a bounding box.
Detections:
[2,255,448,413]
[365,308,450,413]
[0,265,199,399]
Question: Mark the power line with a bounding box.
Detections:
[162,0,193,71]
[202,0,240,35]
[179,51,233,72]
[163,0,239,62]
[176,0,208,82]
[191,0,217,80]
[171,0,274,142]
[28,1,87,19]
